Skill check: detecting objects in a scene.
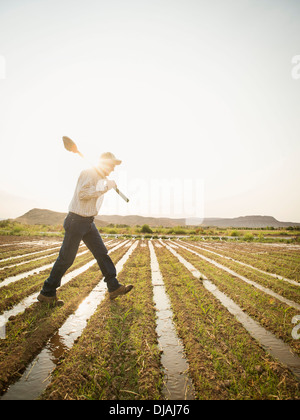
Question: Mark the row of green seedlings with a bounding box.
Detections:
[0,244,61,262]
[154,243,300,400]
[0,241,129,396]
[177,241,300,304]
[186,241,300,280]
[0,244,74,281]
[0,242,111,314]
[41,242,163,400]
[170,242,300,362]
[42,240,300,400]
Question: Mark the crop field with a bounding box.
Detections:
[0,234,300,400]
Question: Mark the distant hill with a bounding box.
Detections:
[13,208,300,228]
[96,214,185,227]
[15,208,67,225]
[14,209,185,228]
[14,208,108,228]
[199,215,300,228]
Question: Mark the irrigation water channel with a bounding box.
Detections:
[162,241,300,381]
[0,245,62,264]
[175,242,300,312]
[149,241,195,400]
[0,244,86,289]
[2,239,197,400]
[2,238,300,399]
[1,240,133,400]
[181,241,300,288]
[0,243,115,331]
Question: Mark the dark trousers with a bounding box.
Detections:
[41,212,120,297]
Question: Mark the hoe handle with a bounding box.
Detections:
[62,136,129,202]
[114,187,129,203]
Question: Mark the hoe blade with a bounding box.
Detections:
[62,136,79,154]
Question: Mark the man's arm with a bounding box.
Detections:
[78,172,116,201]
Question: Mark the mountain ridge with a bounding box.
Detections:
[12,208,300,228]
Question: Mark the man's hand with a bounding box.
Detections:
[106,179,117,191]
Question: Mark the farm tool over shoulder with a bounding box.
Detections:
[62,136,129,203]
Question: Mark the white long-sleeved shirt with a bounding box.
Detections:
[68,168,107,217]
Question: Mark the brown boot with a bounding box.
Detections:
[37,293,64,306]
[109,284,134,300]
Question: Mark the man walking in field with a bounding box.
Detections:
[37,152,133,306]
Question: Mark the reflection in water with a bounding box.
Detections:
[149,241,195,400]
[163,241,300,381]
[1,240,134,400]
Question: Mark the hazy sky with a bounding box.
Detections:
[0,0,299,222]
